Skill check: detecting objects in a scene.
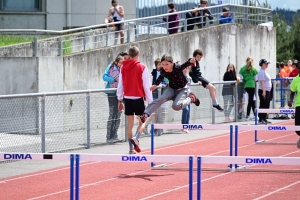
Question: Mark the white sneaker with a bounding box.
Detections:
[245,116,252,121]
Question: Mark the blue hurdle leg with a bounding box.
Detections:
[70,154,74,200]
[229,125,233,169]
[75,154,80,200]
[189,156,193,200]
[255,109,258,142]
[235,125,238,169]
[197,157,202,200]
[151,124,155,167]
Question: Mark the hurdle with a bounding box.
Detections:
[234,125,300,172]
[150,124,235,171]
[197,155,300,200]
[254,108,295,145]
[0,153,194,200]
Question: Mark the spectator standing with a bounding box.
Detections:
[184,7,200,31]
[182,66,192,133]
[288,61,300,148]
[222,63,238,122]
[117,46,153,154]
[219,7,233,24]
[238,57,258,120]
[107,0,125,44]
[103,55,124,144]
[197,0,213,28]
[257,59,272,124]
[144,58,168,136]
[163,2,180,35]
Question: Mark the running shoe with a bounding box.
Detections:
[212,104,224,112]
[263,119,272,124]
[130,137,141,153]
[297,138,300,149]
[136,114,148,123]
[188,92,200,106]
[129,150,136,154]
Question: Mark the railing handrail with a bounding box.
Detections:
[0,80,240,99]
[0,4,271,35]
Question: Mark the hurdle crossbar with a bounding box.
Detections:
[0,153,194,200]
[254,109,296,145]
[197,156,300,200]
[151,124,234,171]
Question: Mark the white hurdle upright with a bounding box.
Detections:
[197,155,300,200]
[150,124,234,171]
[254,108,296,144]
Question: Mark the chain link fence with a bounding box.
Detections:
[0,79,285,153]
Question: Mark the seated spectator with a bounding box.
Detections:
[220,7,233,24]
[163,2,180,35]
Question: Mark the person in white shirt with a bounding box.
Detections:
[107,0,125,44]
[257,59,272,124]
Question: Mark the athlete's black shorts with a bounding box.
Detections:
[123,98,145,116]
[198,76,210,88]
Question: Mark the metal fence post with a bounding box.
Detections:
[86,91,91,149]
[41,94,46,153]
[147,19,151,39]
[212,84,215,124]
[127,25,130,43]
[83,30,86,52]
[58,38,63,56]
[272,79,276,109]
[106,26,109,47]
[184,18,187,32]
[235,83,238,122]
[255,82,259,111]
[33,37,38,57]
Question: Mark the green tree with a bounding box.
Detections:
[291,13,300,60]
[273,14,294,62]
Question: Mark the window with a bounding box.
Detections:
[1,0,40,11]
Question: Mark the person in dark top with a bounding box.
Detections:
[189,49,224,111]
[183,7,200,31]
[163,2,180,35]
[222,63,238,122]
[197,0,213,28]
[137,54,200,123]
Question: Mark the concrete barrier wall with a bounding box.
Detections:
[0,25,137,57]
[64,24,276,91]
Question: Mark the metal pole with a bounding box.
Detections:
[70,154,74,200]
[41,94,46,153]
[75,154,80,200]
[58,38,63,56]
[106,26,109,47]
[147,19,150,39]
[33,37,38,57]
[255,82,258,112]
[212,85,215,124]
[272,80,276,109]
[86,91,91,149]
[127,25,130,43]
[83,30,86,51]
[189,156,193,200]
[235,83,238,122]
[157,87,162,136]
[197,157,201,200]
[184,18,187,32]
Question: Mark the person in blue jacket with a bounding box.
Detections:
[219,7,233,24]
[103,53,127,144]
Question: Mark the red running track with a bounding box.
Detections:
[0,120,300,200]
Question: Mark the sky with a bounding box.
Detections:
[268,0,300,11]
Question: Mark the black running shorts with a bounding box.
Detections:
[123,98,145,116]
[198,76,210,88]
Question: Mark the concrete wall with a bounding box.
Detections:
[64,24,277,91]
[0,25,136,57]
